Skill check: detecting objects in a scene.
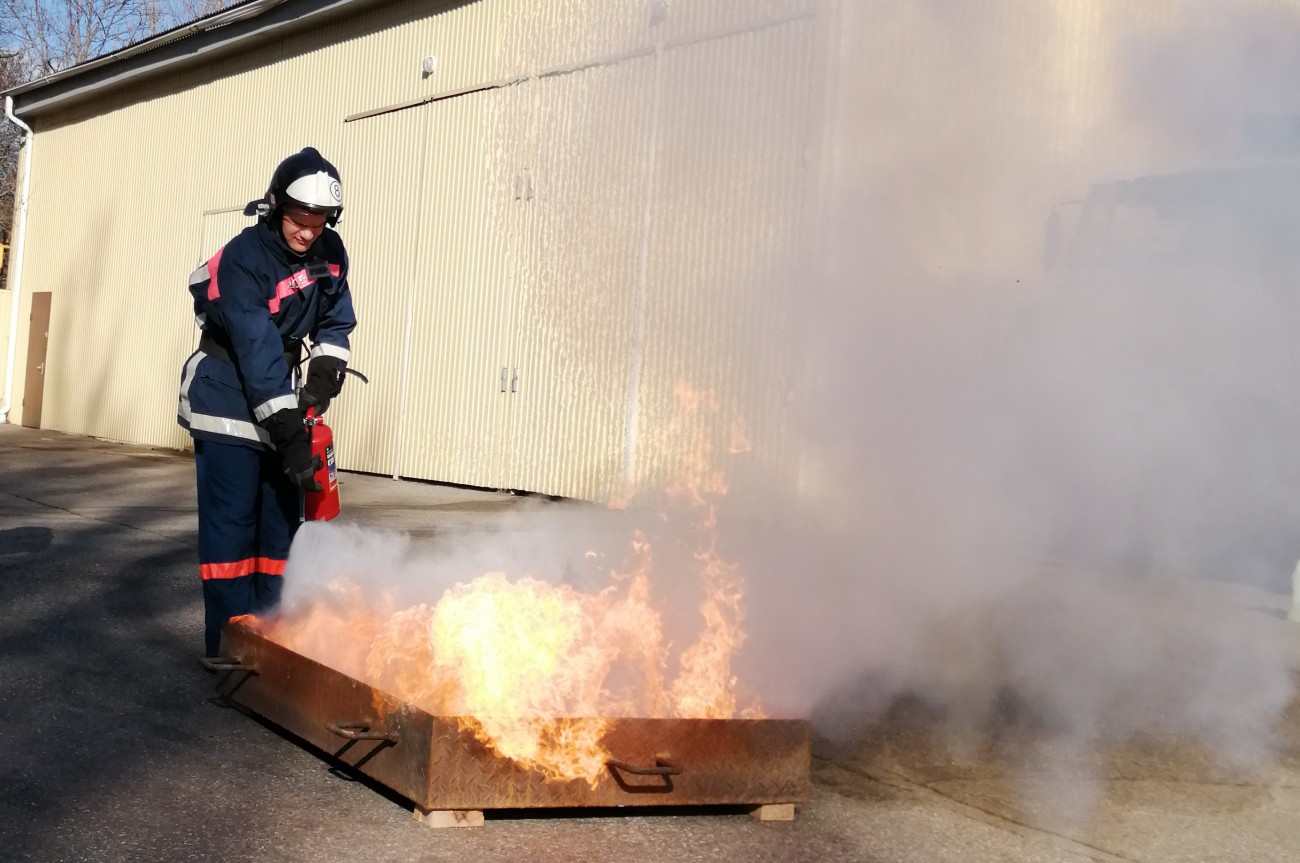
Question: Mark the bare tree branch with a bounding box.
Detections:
[0,0,215,77]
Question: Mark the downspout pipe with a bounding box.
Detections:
[1,95,32,424]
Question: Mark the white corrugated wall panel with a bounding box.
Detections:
[396,85,520,487]
[501,56,656,501]
[631,16,819,512]
[7,2,511,458]
[495,0,816,75]
[324,106,429,476]
[17,38,344,449]
[331,0,510,117]
[653,0,817,43]
[20,102,205,450]
[5,0,1235,505]
[500,0,650,74]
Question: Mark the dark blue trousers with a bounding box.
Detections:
[195,439,300,657]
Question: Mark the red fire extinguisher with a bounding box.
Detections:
[303,406,340,522]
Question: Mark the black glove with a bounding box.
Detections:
[261,407,322,492]
[299,356,346,415]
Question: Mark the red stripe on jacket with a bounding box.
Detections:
[268,264,341,314]
[205,248,225,301]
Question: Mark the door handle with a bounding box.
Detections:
[500,367,507,393]
[510,368,518,393]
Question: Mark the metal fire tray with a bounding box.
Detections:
[209,618,811,819]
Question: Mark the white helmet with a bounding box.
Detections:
[246,147,344,226]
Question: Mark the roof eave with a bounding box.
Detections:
[5,0,382,120]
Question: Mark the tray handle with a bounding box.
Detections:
[201,656,257,674]
[606,757,682,776]
[327,721,399,744]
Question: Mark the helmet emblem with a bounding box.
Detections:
[329,180,342,204]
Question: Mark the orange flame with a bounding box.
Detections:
[663,383,752,719]
[426,574,612,781]
[258,382,760,784]
[253,579,382,680]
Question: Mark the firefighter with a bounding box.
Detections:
[177,147,356,659]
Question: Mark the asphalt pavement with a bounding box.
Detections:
[2,423,1300,863]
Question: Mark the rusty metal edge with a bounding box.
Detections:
[218,618,812,810]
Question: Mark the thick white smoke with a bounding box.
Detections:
[282,0,1299,817]
[731,0,1300,786]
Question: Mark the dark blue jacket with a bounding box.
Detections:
[177,218,356,448]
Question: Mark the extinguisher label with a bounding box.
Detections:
[325,443,338,492]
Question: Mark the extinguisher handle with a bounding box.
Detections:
[304,406,317,422]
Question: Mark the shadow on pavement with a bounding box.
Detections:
[0,430,216,862]
[0,525,53,555]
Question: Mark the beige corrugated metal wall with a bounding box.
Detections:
[631,12,819,510]
[3,0,832,505]
[327,106,428,476]
[500,56,655,501]
[3,0,1260,505]
[392,84,517,488]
